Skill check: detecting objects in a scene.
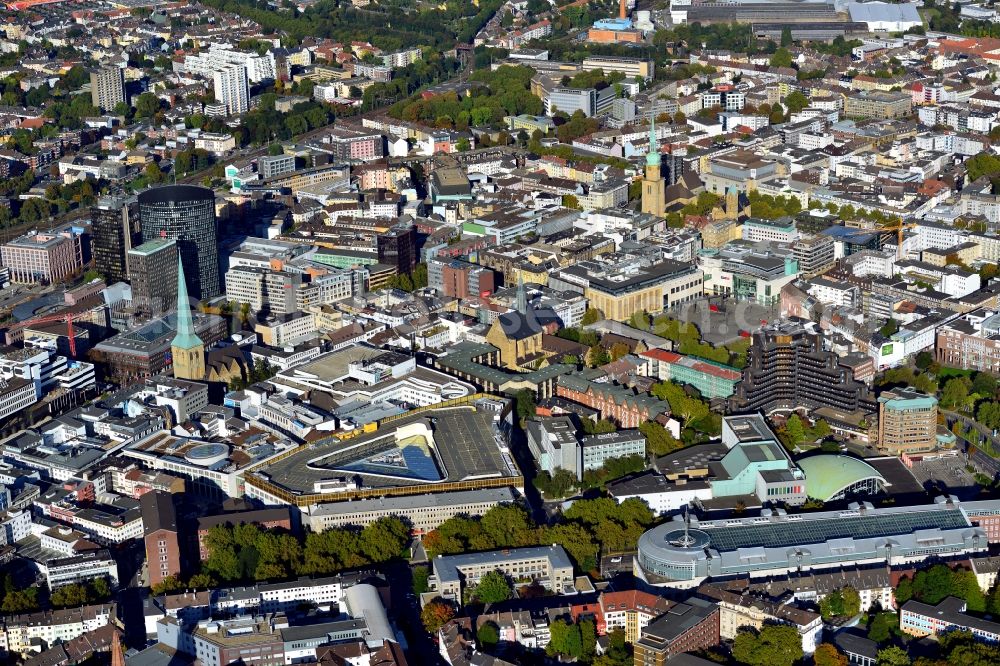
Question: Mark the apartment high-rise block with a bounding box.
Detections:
[138,185,220,299]
[877,387,940,455]
[213,64,249,116]
[90,67,125,112]
[127,238,178,317]
[140,490,182,588]
[92,197,139,284]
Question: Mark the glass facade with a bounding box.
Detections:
[138,185,220,300]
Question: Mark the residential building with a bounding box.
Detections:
[213,64,249,116]
[696,584,822,654]
[526,416,581,479]
[936,308,1000,374]
[90,67,125,112]
[141,490,182,588]
[633,597,720,665]
[598,590,672,643]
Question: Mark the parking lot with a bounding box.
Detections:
[909,456,979,497]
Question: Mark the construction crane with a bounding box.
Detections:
[8,312,83,357]
[839,218,917,260]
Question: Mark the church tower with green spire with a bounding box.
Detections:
[171,257,205,381]
[640,113,666,217]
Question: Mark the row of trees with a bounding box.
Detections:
[422,498,653,572]
[193,517,410,586]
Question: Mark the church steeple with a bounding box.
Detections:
[172,257,203,351]
[171,257,205,381]
[641,110,666,218]
[646,112,661,168]
[515,273,528,314]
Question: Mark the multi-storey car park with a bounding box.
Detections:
[242,400,523,510]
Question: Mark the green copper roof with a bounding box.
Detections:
[646,114,661,168]
[798,455,886,502]
[171,256,204,351]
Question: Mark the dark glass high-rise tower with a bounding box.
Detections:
[138,185,220,300]
[92,196,139,284]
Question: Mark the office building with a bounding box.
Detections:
[376,224,417,274]
[307,488,517,533]
[877,387,940,455]
[551,258,703,320]
[141,490,182,588]
[730,322,878,416]
[526,416,581,479]
[844,91,913,120]
[0,376,38,422]
[633,598,720,665]
[259,154,295,180]
[936,308,1000,374]
[0,231,82,284]
[90,67,125,112]
[430,546,575,602]
[641,349,741,399]
[92,197,139,284]
[138,185,220,299]
[213,63,249,116]
[793,235,836,279]
[128,239,179,317]
[46,549,119,590]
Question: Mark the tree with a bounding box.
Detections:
[842,586,862,617]
[50,583,90,608]
[477,621,500,649]
[475,570,512,604]
[784,413,806,447]
[515,389,536,423]
[770,47,793,68]
[732,624,803,666]
[421,599,455,634]
[784,90,809,114]
[877,646,910,666]
[135,92,161,118]
[915,351,934,370]
[940,377,971,410]
[581,307,602,325]
[562,194,581,210]
[868,611,898,644]
[814,643,848,666]
[151,575,184,596]
[547,619,583,658]
[640,421,682,456]
[780,26,794,47]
